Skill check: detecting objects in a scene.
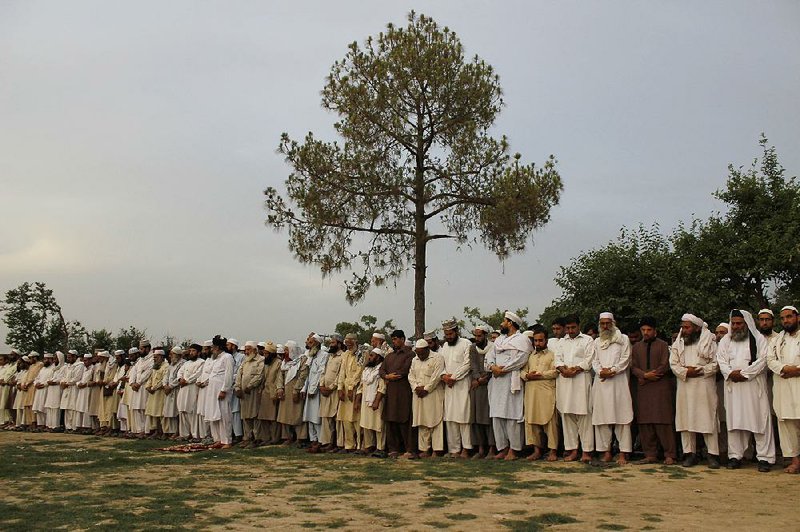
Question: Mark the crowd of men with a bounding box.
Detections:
[1,305,799,474]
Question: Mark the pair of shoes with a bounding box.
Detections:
[707,455,720,469]
[727,457,742,469]
[371,450,388,459]
[757,460,772,473]
[682,453,699,467]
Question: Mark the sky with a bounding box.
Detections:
[1,1,798,349]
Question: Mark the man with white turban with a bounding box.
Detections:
[234,341,264,447]
[303,333,328,453]
[718,309,775,471]
[767,306,800,473]
[591,313,634,465]
[485,311,531,460]
[670,313,721,468]
[439,319,473,458]
[555,314,595,463]
[336,333,364,452]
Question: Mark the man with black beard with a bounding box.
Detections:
[319,335,344,452]
[177,344,203,441]
[717,309,775,472]
[440,319,473,458]
[255,342,283,446]
[380,330,416,458]
[757,309,776,346]
[767,306,800,473]
[669,314,720,468]
[469,325,496,458]
[424,331,439,353]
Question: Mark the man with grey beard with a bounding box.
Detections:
[717,309,775,472]
[669,314,721,468]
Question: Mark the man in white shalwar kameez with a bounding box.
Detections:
[303,334,328,452]
[555,315,595,462]
[439,319,473,458]
[75,354,94,431]
[767,306,800,473]
[61,351,83,432]
[202,336,234,448]
[129,341,153,437]
[177,343,203,440]
[670,313,721,468]
[45,352,67,430]
[195,341,214,442]
[485,311,531,460]
[591,313,633,465]
[33,353,56,429]
[717,309,776,471]
[409,339,445,456]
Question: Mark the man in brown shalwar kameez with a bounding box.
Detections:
[469,325,496,458]
[380,329,416,458]
[256,342,283,446]
[631,316,677,464]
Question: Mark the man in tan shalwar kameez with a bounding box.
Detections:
[22,352,43,427]
[235,341,265,447]
[522,330,559,461]
[276,340,309,444]
[359,348,386,454]
[408,339,445,457]
[337,333,363,452]
[144,350,168,438]
[319,335,344,452]
[256,342,283,446]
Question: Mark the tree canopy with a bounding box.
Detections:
[540,135,799,332]
[265,12,562,336]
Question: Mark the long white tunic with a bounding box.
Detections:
[32,365,54,413]
[441,337,472,423]
[45,364,67,409]
[201,352,234,422]
[177,358,203,414]
[768,330,800,420]
[591,334,633,425]
[485,332,531,421]
[130,354,154,410]
[670,336,718,433]
[63,362,84,410]
[162,360,184,418]
[554,333,594,415]
[303,349,329,424]
[75,364,93,413]
[718,334,771,434]
[196,358,213,417]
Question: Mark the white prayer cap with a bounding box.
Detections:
[83,353,93,359]
[139,339,151,348]
[44,352,55,358]
[414,339,428,349]
[523,330,534,338]
[202,340,212,348]
[782,305,799,314]
[153,349,165,356]
[473,324,491,334]
[228,338,239,347]
[98,351,110,358]
[598,312,615,321]
[423,330,437,340]
[29,351,41,358]
[504,311,522,327]
[717,322,729,331]
[257,342,266,348]
[276,344,286,354]
[68,349,78,356]
[372,332,385,340]
[128,348,139,355]
[758,308,774,317]
[10,348,19,355]
[21,355,31,362]
[114,350,125,356]
[681,313,704,328]
[171,346,183,355]
[245,341,257,348]
[311,333,323,343]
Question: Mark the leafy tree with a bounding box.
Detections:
[335,314,395,345]
[1,282,67,353]
[88,328,115,351]
[463,306,529,331]
[115,326,148,351]
[265,12,562,336]
[66,320,90,354]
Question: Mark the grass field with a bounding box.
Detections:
[0,432,794,530]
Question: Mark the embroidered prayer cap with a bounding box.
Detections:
[265,342,278,354]
[29,351,41,358]
[128,348,139,355]
[311,334,323,343]
[598,312,615,321]
[441,318,458,331]
[139,340,151,348]
[371,348,385,357]
[680,313,704,328]
[757,308,774,317]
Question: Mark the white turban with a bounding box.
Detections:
[171,346,183,355]
[781,305,798,314]
[245,341,257,348]
[153,349,165,356]
[68,349,78,356]
[372,332,385,340]
[758,308,774,317]
[257,342,266,348]
[681,313,704,328]
[414,339,428,349]
[114,350,125,356]
[228,338,239,347]
[44,353,55,358]
[523,330,534,338]
[717,322,729,331]
[276,344,285,354]
[474,324,491,334]
[599,312,615,321]
[311,333,323,343]
[98,351,110,358]
[504,311,522,327]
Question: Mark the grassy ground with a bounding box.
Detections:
[0,433,794,530]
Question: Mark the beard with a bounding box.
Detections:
[446,337,458,346]
[731,328,749,342]
[599,327,615,342]
[683,329,701,345]
[758,326,773,336]
[534,345,545,352]
[366,358,379,367]
[500,326,509,335]
[475,339,488,349]
[785,322,798,334]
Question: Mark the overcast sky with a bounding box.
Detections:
[1,1,798,349]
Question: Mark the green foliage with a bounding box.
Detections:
[1,281,66,353]
[88,328,115,351]
[463,306,529,330]
[265,12,561,335]
[541,135,798,332]
[65,320,89,354]
[115,326,147,351]
[334,314,395,345]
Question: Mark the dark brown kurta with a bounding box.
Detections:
[630,337,673,424]
[379,346,413,424]
[469,344,492,425]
